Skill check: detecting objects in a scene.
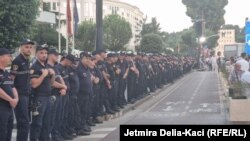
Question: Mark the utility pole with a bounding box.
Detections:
[96,0,103,51]
[195,12,205,69]
[58,0,61,53]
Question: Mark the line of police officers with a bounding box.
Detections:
[0,39,194,141]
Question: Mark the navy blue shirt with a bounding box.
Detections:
[10,54,31,95]
[106,63,115,81]
[56,64,70,89]
[77,64,93,94]
[90,66,103,85]
[68,67,79,94]
[0,69,14,107]
[30,61,52,96]
[47,64,61,95]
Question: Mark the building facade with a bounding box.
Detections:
[215,29,235,57]
[42,0,144,51]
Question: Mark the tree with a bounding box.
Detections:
[140,33,163,53]
[141,17,162,36]
[181,28,197,48]
[202,29,219,48]
[182,0,228,32]
[75,21,96,51]
[32,22,66,49]
[103,15,132,51]
[0,0,40,49]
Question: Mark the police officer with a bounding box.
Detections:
[117,53,129,108]
[95,49,114,114]
[29,45,56,141]
[127,54,139,104]
[89,56,103,124]
[47,49,68,141]
[10,39,34,141]
[77,52,92,135]
[55,54,75,140]
[68,58,85,136]
[0,48,18,141]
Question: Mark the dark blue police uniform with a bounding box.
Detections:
[55,63,71,137]
[68,66,82,133]
[47,64,62,141]
[0,69,15,141]
[29,60,52,141]
[77,63,93,131]
[10,54,31,141]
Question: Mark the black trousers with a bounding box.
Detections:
[0,105,13,141]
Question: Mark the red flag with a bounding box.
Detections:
[67,0,72,36]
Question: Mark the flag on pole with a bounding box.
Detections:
[66,0,72,36]
[73,0,79,36]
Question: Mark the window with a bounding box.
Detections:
[53,2,56,10]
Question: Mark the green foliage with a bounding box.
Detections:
[182,0,228,32]
[181,28,197,48]
[75,21,96,51]
[0,0,40,49]
[103,14,132,51]
[141,17,162,36]
[164,32,182,49]
[32,23,66,49]
[221,24,245,43]
[140,33,163,53]
[203,29,219,48]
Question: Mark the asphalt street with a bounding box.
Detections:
[11,71,227,141]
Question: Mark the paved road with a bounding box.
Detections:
[11,71,227,141]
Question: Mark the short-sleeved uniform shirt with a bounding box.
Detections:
[77,64,93,94]
[0,69,14,107]
[56,64,70,90]
[68,67,79,94]
[10,54,31,95]
[30,61,52,96]
[47,64,61,95]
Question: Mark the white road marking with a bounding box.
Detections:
[200,103,208,108]
[94,127,116,132]
[162,106,173,111]
[79,133,108,139]
[145,73,193,112]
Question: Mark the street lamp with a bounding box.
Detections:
[199,34,220,43]
[199,36,206,43]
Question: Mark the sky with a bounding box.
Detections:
[121,0,250,33]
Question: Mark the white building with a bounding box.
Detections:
[42,0,144,51]
[215,29,235,57]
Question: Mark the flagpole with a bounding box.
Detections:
[58,0,61,53]
[72,1,75,50]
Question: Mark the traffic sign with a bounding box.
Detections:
[245,34,250,55]
[245,19,250,55]
[246,20,250,34]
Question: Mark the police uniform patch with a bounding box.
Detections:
[30,69,34,74]
[83,73,87,77]
[13,65,18,71]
